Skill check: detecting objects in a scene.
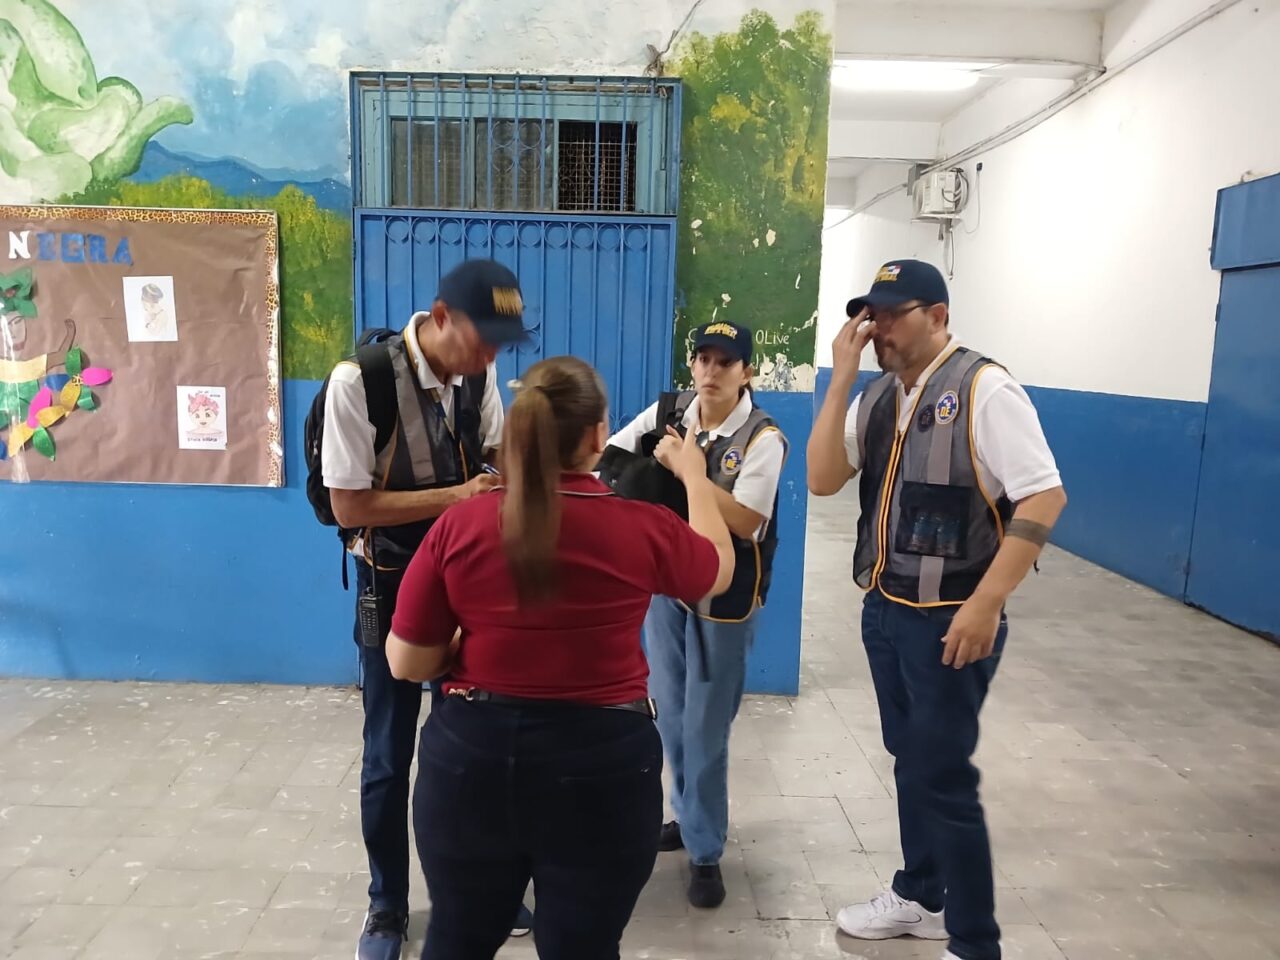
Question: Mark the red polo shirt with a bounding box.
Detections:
[390,473,720,704]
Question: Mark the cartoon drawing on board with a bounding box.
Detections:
[123,276,178,342]
[177,386,227,451]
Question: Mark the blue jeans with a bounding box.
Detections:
[861,588,1007,960]
[414,696,663,959]
[643,596,751,865]
[355,561,421,915]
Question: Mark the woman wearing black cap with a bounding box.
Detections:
[383,355,736,959]
[603,321,788,908]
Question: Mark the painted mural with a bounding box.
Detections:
[671,10,832,391]
[2,0,831,384]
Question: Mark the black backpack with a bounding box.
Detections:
[303,327,400,538]
[596,392,690,518]
[303,327,490,541]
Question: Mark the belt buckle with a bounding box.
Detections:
[447,687,478,702]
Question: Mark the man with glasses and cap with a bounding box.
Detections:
[603,320,787,910]
[807,260,1067,960]
[321,259,533,959]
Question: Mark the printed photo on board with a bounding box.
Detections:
[123,276,178,342]
[177,385,227,451]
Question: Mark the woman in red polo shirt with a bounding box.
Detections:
[385,355,734,960]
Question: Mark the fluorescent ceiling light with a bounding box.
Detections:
[832,59,989,93]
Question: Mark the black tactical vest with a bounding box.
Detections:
[853,346,1012,606]
[364,335,486,569]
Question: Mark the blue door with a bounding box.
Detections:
[355,209,675,427]
[1186,175,1280,637]
[349,73,681,428]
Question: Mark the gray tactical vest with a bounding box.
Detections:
[365,335,486,569]
[669,391,784,622]
[852,346,1012,606]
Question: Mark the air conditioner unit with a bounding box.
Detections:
[912,169,962,219]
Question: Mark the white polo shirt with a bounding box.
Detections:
[607,391,786,541]
[321,313,505,491]
[843,337,1060,503]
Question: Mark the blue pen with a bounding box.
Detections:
[481,463,500,476]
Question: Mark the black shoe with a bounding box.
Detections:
[658,820,684,852]
[510,902,533,938]
[357,908,408,960]
[688,863,725,909]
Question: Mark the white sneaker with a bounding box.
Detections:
[835,889,948,940]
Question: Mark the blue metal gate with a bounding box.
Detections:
[1185,173,1280,639]
[355,209,675,427]
[350,73,681,425]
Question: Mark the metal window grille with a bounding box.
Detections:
[353,73,679,216]
[557,121,637,212]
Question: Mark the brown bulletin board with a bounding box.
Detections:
[0,205,282,487]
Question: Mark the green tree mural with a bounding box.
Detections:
[670,9,832,391]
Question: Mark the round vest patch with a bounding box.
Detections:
[720,446,744,476]
[935,390,960,425]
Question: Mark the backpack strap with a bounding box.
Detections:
[355,341,398,455]
[655,391,682,431]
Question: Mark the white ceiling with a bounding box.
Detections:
[827,0,1127,163]
[829,77,1002,124]
[844,0,1120,10]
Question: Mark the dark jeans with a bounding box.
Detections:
[355,561,421,915]
[861,588,1007,960]
[414,696,663,960]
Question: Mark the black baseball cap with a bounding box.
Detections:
[847,259,949,317]
[436,258,528,345]
[692,320,752,365]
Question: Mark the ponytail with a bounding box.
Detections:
[499,356,607,604]
[502,385,562,603]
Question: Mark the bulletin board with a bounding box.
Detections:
[0,205,283,487]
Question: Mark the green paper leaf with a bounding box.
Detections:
[0,268,33,299]
[15,298,37,318]
[32,426,54,460]
[17,379,39,401]
[0,409,8,430]
[65,347,82,377]
[77,390,96,411]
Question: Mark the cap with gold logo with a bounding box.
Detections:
[846,259,949,318]
[692,320,752,365]
[436,258,529,346]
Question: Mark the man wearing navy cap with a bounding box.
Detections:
[807,260,1067,960]
[606,320,787,909]
[322,258,532,959]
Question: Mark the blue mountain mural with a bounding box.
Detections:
[135,143,352,212]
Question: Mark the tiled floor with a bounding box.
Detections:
[2,490,1278,959]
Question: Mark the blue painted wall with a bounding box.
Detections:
[1026,387,1204,598]
[0,380,811,694]
[0,380,355,685]
[745,390,810,696]
[814,366,1207,601]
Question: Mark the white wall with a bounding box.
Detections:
[816,0,1280,401]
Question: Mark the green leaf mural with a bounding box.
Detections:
[670,10,832,391]
[0,0,192,202]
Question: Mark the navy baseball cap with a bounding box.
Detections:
[847,260,949,317]
[436,259,528,345]
[692,320,752,365]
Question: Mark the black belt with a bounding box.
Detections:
[446,687,657,719]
